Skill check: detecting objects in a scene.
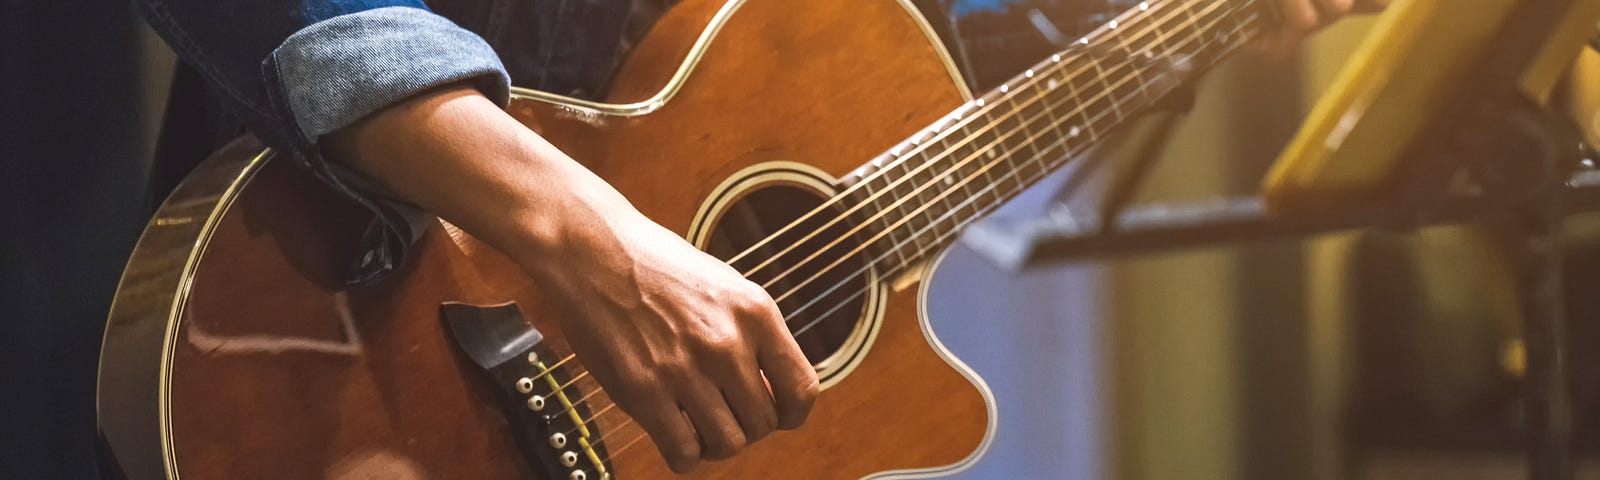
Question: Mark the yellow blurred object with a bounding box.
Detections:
[1263,0,1600,214]
[1571,47,1600,147]
[1501,338,1526,379]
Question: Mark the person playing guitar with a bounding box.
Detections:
[135,0,1381,474]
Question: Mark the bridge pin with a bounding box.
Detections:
[516,377,535,394]
[562,451,579,467]
[570,470,588,480]
[550,432,568,449]
[528,395,547,412]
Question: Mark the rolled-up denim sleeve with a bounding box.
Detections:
[272,7,510,140]
[137,0,510,283]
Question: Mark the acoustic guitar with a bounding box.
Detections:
[97,0,1270,478]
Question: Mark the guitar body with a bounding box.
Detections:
[97,0,994,478]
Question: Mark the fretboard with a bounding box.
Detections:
[840,0,1266,276]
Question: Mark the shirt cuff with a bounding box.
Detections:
[271,6,511,141]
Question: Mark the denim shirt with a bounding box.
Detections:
[138,0,681,282]
[137,0,1126,283]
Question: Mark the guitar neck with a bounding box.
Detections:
[840,0,1267,275]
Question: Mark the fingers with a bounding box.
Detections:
[679,377,746,461]
[631,399,701,473]
[1276,0,1322,49]
[748,303,820,430]
[1351,0,1388,14]
[1312,0,1352,24]
[716,351,780,444]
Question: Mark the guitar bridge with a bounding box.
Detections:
[442,302,615,480]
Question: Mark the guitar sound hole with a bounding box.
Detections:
[704,184,873,367]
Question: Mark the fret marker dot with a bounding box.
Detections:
[976,98,986,107]
[1069,126,1081,137]
[1108,20,1117,29]
[986,150,998,159]
[1025,69,1034,78]
[943,176,955,185]
[1052,54,1062,62]
[1079,37,1089,45]
[1139,2,1148,10]
[1048,79,1059,89]
[1000,84,1009,93]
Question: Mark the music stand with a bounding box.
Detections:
[961,1,1600,479]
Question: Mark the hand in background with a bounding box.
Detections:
[1256,0,1390,57]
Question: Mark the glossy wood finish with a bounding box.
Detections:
[98,0,992,478]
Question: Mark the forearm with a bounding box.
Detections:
[322,84,640,268]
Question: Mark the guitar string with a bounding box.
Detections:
[746,0,1236,307]
[509,0,1205,393]
[765,0,1244,311]
[515,3,1257,469]
[724,0,1198,280]
[788,17,1256,337]
[545,12,1251,470]
[571,4,1255,466]
[508,9,1235,454]
[780,3,1256,330]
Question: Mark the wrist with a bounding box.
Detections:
[323,83,647,277]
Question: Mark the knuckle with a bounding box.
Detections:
[704,329,743,352]
[1326,0,1351,15]
[704,426,746,460]
[745,415,777,443]
[694,329,744,360]
[611,372,656,398]
[667,440,701,472]
[734,282,776,311]
[659,360,697,382]
[1296,9,1321,29]
[777,376,821,430]
[796,377,821,408]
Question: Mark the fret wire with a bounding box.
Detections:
[1032,99,1061,176]
[829,0,1224,245]
[1002,96,1033,194]
[961,131,990,222]
[884,154,920,245]
[911,148,943,244]
[863,0,1246,268]
[1089,60,1124,121]
[1012,102,1050,195]
[867,174,912,268]
[1109,19,1159,105]
[903,152,937,255]
[860,0,1238,212]
[772,5,1262,322]
[931,135,963,240]
[758,1,1256,296]
[874,1,1170,255]
[923,4,1242,239]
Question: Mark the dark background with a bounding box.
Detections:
[2,0,149,477]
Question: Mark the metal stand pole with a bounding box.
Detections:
[1518,184,1573,480]
[1508,102,1586,480]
